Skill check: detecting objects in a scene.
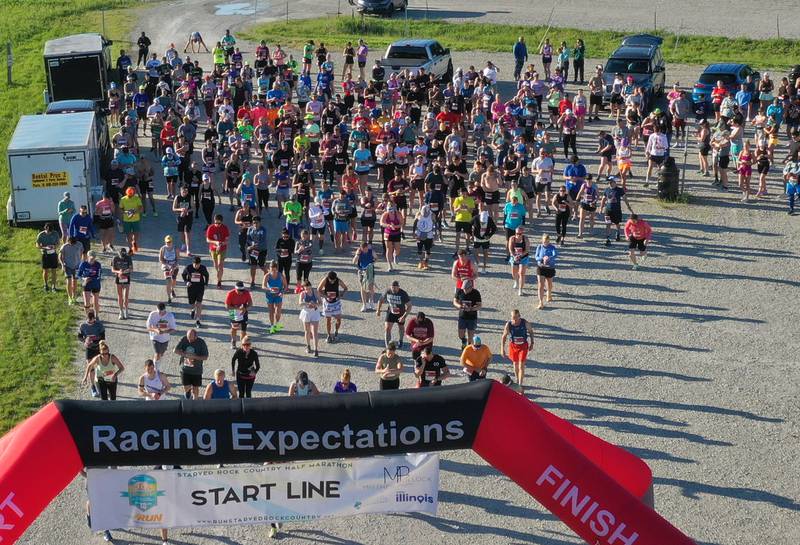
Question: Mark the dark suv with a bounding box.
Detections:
[602,34,666,112]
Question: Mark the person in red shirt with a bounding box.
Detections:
[225,281,253,349]
[711,80,727,122]
[160,121,177,150]
[237,103,252,122]
[405,311,435,361]
[623,213,653,269]
[205,213,230,288]
[450,249,477,294]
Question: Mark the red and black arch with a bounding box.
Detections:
[0,380,695,545]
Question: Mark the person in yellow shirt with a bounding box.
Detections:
[460,335,491,381]
[452,187,476,255]
[119,187,143,253]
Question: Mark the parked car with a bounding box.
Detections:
[381,39,453,81]
[602,34,666,112]
[692,63,760,105]
[352,0,407,15]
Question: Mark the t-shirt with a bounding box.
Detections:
[79,321,105,350]
[383,289,410,319]
[503,202,526,229]
[453,196,475,223]
[119,195,143,222]
[455,288,481,320]
[146,310,176,343]
[36,231,60,253]
[175,335,208,375]
[206,223,230,251]
[284,201,303,223]
[415,354,448,386]
[404,318,434,351]
[460,345,492,371]
[58,200,75,223]
[59,242,83,269]
[333,381,358,393]
[225,290,253,320]
[603,186,626,213]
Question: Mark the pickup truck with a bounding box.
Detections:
[381,39,453,82]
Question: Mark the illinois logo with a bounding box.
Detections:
[121,474,165,512]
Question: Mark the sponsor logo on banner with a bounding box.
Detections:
[87,454,439,531]
[121,474,165,512]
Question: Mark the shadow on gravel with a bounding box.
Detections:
[654,477,800,511]
[440,458,501,478]
[535,361,710,382]
[621,445,696,464]
[275,529,365,544]
[438,490,557,521]
[535,323,711,352]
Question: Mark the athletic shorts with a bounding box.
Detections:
[123,220,140,234]
[78,238,91,253]
[457,317,477,331]
[322,298,342,317]
[474,240,490,249]
[177,216,193,232]
[311,226,326,235]
[83,282,100,293]
[386,232,401,242]
[181,372,203,387]
[152,340,169,356]
[604,209,622,225]
[210,248,227,261]
[358,264,375,289]
[590,94,602,106]
[508,342,529,362]
[334,219,349,233]
[509,255,530,266]
[249,251,268,267]
[757,162,770,174]
[187,287,204,305]
[580,203,597,212]
[536,265,556,278]
[360,218,376,228]
[41,253,59,269]
[649,155,665,166]
[63,266,77,278]
[266,290,284,305]
[231,319,248,332]
[483,190,500,205]
[455,221,472,233]
[628,237,646,251]
[718,156,730,169]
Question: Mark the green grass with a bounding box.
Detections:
[0,0,136,432]
[243,16,800,70]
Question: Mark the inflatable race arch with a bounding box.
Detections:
[0,380,695,544]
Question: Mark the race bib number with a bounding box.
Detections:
[299,254,311,263]
[279,249,289,258]
[118,275,129,284]
[79,226,88,235]
[191,273,202,283]
[125,209,135,218]
[249,249,260,259]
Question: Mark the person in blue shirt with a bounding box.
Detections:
[502,195,527,253]
[735,84,752,121]
[534,234,558,310]
[266,85,285,107]
[766,98,784,131]
[116,50,132,83]
[68,205,96,258]
[132,87,150,135]
[563,155,587,219]
[77,250,102,314]
[513,37,528,81]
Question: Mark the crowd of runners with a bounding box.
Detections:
[34,26,800,543]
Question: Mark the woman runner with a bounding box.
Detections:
[298,280,321,357]
[507,226,530,296]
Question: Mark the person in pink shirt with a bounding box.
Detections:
[623,214,652,269]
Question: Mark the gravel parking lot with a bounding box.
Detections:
[15,3,800,545]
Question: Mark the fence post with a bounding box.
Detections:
[653,7,656,32]
[286,0,289,22]
[6,42,12,85]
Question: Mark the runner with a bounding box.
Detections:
[298,280,321,357]
[460,335,491,381]
[57,192,75,242]
[375,342,404,390]
[379,200,403,270]
[507,226,530,296]
[81,340,124,401]
[294,229,314,288]
[534,234,558,309]
[246,216,269,288]
[206,214,230,288]
[500,309,535,392]
[575,175,598,238]
[450,248,477,295]
[275,227,294,288]
[283,193,304,241]
[158,235,181,304]
[231,335,260,398]
[172,184,194,255]
[353,242,376,311]
[36,223,60,292]
[308,195,328,253]
[225,281,253,349]
[69,205,95,259]
[551,185,573,245]
[263,260,287,334]
[532,148,554,216]
[624,213,653,269]
[137,359,171,400]
[135,155,157,216]
[78,310,105,398]
[376,280,412,349]
[502,195,527,256]
[118,187,143,253]
[146,302,177,368]
[77,250,102,315]
[333,368,358,393]
[204,369,239,399]
[413,204,436,270]
[318,270,348,343]
[414,346,450,388]
[452,187,476,255]
[181,256,209,328]
[110,247,133,320]
[598,177,633,246]
[93,194,116,253]
[289,370,320,396]
[332,190,353,253]
[453,279,482,348]
[59,236,83,305]
[234,202,254,262]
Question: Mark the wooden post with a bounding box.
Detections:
[286,0,289,22]
[6,42,12,85]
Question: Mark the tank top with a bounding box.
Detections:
[324,278,340,302]
[266,272,283,295]
[454,259,474,288]
[302,291,319,308]
[238,211,253,230]
[210,380,231,399]
[176,194,191,213]
[202,147,215,162]
[143,371,165,395]
[555,193,570,213]
[240,184,256,206]
[581,185,597,204]
[383,212,401,235]
[96,355,117,382]
[295,383,311,396]
[357,249,374,270]
[201,185,214,201]
[297,240,313,263]
[512,236,528,258]
[508,319,529,345]
[162,245,177,266]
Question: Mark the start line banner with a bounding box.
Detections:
[87,454,438,530]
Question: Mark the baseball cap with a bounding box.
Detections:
[235,281,245,289]
[473,335,482,346]
[164,235,173,242]
[63,191,71,198]
[462,279,473,289]
[391,280,400,287]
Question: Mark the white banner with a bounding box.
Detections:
[87,454,438,530]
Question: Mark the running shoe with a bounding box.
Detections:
[512,281,518,289]
[268,526,278,539]
[190,309,195,319]
[118,312,124,320]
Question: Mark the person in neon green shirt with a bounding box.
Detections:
[283,194,303,240]
[119,187,143,253]
[452,187,476,254]
[293,133,310,155]
[237,120,254,142]
[302,40,314,75]
[212,43,226,66]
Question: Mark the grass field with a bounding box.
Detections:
[0,0,136,432]
[243,16,800,70]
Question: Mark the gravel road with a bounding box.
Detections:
[16,3,800,545]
